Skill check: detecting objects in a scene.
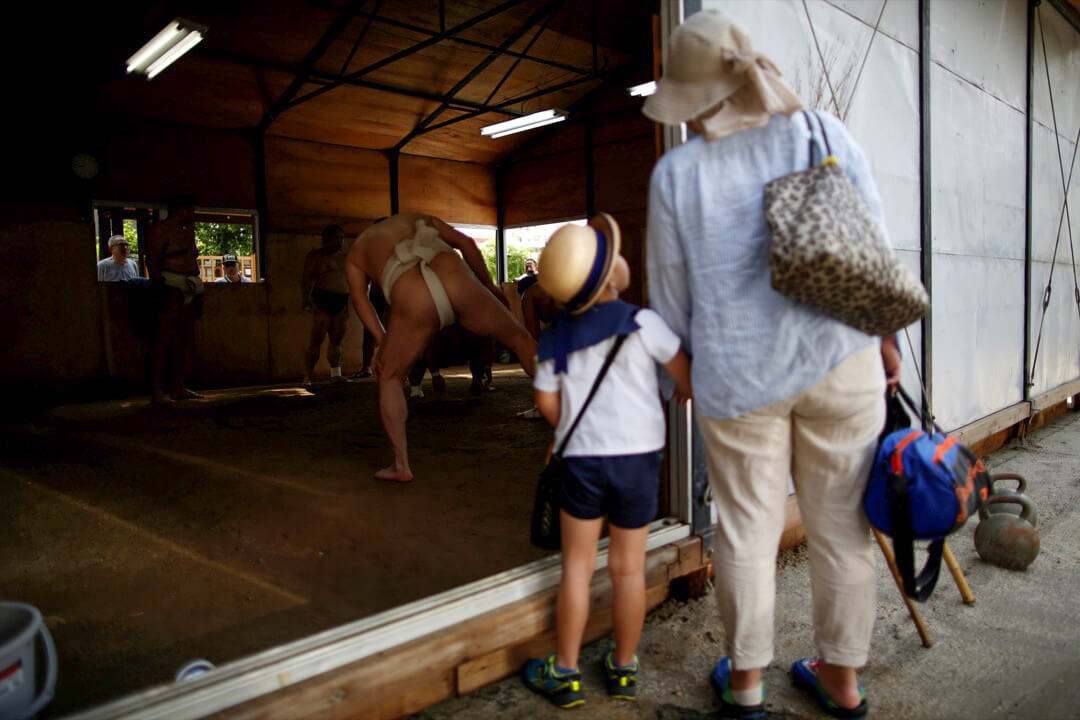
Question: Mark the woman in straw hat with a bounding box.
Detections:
[643,10,900,720]
[522,214,691,709]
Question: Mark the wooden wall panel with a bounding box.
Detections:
[265,137,390,225]
[399,156,496,225]
[593,135,654,215]
[0,214,105,394]
[504,152,587,227]
[94,124,256,209]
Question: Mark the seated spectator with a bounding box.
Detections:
[97,235,140,281]
[215,253,251,283]
[516,257,539,296]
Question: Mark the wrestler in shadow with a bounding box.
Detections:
[301,224,350,385]
[345,213,537,483]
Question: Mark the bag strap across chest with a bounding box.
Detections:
[554,334,628,458]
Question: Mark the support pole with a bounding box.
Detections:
[496,163,507,284]
[584,105,596,217]
[1024,0,1038,400]
[387,150,399,215]
[254,131,268,279]
[918,0,934,430]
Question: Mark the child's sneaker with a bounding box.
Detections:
[711,657,767,719]
[602,647,639,700]
[522,654,584,709]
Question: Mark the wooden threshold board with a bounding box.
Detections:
[211,537,706,720]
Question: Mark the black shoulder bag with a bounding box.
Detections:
[530,334,628,550]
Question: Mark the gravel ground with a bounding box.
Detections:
[412,410,1080,720]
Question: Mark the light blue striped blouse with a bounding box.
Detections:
[646,111,886,421]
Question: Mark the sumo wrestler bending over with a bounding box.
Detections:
[345,213,538,483]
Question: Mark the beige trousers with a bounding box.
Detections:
[697,343,885,669]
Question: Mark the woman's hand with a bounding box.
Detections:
[881,335,901,392]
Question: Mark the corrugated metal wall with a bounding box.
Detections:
[695,0,1079,430]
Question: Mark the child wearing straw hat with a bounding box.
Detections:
[521,213,692,709]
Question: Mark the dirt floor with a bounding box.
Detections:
[0,366,552,717]
[413,409,1080,720]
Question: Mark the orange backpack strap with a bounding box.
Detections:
[891,430,923,476]
[932,436,960,466]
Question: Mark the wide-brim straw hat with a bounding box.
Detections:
[643,10,802,128]
[538,212,621,314]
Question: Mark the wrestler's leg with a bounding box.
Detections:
[151,290,181,405]
[327,308,347,380]
[304,307,331,384]
[407,352,427,396]
[378,270,440,482]
[429,254,538,375]
[425,339,446,393]
[171,302,203,400]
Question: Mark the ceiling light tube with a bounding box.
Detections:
[628,81,657,97]
[126,18,207,78]
[145,30,204,79]
[488,115,567,138]
[480,109,567,138]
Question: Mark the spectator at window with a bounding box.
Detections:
[97,235,139,281]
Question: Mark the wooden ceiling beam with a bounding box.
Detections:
[312,2,593,76]
[394,0,566,152]
[197,48,520,117]
[414,69,618,138]
[336,0,383,77]
[284,0,532,113]
[258,0,364,133]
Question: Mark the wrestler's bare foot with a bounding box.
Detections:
[171,388,205,400]
[375,465,414,483]
[151,394,175,406]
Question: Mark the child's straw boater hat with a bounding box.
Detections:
[538,212,621,314]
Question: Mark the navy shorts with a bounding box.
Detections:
[560,451,662,529]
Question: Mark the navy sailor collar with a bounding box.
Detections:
[538,300,640,374]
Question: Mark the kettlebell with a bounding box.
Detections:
[974,495,1040,571]
[982,473,1038,527]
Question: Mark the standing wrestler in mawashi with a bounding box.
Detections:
[301,224,351,385]
[345,213,538,483]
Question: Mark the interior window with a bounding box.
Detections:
[195,210,259,283]
[505,218,586,281]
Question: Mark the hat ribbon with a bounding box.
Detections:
[566,228,609,311]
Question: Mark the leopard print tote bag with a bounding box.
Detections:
[764,111,928,336]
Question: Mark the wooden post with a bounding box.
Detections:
[942,542,975,605]
[873,529,932,648]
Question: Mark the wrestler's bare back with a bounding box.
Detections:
[346,213,441,289]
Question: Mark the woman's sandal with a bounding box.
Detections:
[710,657,767,719]
[790,658,868,719]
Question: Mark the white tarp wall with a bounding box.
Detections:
[1031,4,1080,398]
[693,0,1080,430]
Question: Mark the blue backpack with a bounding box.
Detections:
[865,388,990,601]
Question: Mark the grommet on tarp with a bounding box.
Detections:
[176,659,216,681]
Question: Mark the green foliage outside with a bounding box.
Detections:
[479,242,533,283]
[195,223,254,257]
[122,219,139,256]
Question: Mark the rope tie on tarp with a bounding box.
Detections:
[1029,6,1080,389]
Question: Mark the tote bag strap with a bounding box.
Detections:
[799,110,835,170]
[554,334,628,457]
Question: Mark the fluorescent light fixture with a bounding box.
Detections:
[628,81,657,97]
[480,109,567,139]
[126,18,207,78]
